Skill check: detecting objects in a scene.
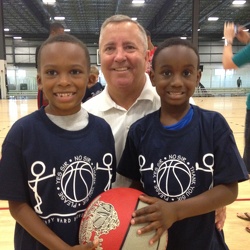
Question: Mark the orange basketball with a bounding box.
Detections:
[79,187,167,249]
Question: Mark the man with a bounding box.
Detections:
[82,14,224,230]
[36,22,65,108]
[237,77,242,88]
[83,15,160,187]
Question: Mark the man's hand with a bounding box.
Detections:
[215,206,226,231]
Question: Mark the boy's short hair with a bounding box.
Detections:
[49,22,64,33]
[90,65,99,76]
[37,33,90,71]
[152,38,200,70]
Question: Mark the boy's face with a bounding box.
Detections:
[150,45,201,108]
[37,42,89,116]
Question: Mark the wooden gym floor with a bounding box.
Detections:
[0,97,249,249]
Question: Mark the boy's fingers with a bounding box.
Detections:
[149,228,168,245]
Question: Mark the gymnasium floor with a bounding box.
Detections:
[0,97,249,249]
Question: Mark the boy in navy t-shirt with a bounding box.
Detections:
[118,38,249,249]
[0,34,116,249]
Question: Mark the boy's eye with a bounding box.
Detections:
[71,69,81,75]
[163,70,172,76]
[46,70,57,76]
[183,70,191,76]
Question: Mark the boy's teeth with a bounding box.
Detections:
[57,93,72,97]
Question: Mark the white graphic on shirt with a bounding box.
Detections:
[55,153,112,211]
[28,161,56,214]
[139,153,214,201]
[29,154,113,222]
[96,153,113,191]
[195,153,214,172]
[56,155,96,209]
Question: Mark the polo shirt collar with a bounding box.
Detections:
[99,73,156,112]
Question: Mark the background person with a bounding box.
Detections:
[118,37,249,248]
[36,22,65,109]
[0,33,116,249]
[223,21,250,233]
[82,65,104,102]
[237,77,242,88]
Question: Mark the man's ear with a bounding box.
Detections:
[149,70,156,87]
[37,74,43,90]
[144,50,150,71]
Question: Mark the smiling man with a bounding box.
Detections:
[83,15,160,185]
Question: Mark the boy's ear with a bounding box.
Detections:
[149,70,156,87]
[37,74,43,90]
[196,69,202,87]
[88,74,96,86]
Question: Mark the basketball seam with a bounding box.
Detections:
[120,198,140,249]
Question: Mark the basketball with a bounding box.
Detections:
[79,187,167,249]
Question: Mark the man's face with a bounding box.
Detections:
[99,22,149,92]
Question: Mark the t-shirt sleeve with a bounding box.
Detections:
[213,114,249,185]
[0,129,28,201]
[232,43,250,68]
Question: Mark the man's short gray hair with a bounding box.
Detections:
[99,14,148,52]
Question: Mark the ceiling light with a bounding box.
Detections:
[180,37,187,40]
[13,37,22,39]
[132,0,145,4]
[208,17,219,21]
[54,16,65,20]
[232,1,246,5]
[4,28,9,31]
[43,0,56,5]
[131,17,137,21]
[64,29,70,32]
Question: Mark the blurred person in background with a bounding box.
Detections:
[223,21,250,233]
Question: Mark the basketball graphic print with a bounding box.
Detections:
[79,187,167,249]
[156,158,192,198]
[61,161,95,202]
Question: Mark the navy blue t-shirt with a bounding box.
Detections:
[0,108,116,249]
[118,105,248,250]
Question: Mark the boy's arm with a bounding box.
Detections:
[9,201,99,250]
[130,180,144,191]
[131,182,237,244]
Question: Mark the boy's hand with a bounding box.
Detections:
[131,195,171,244]
[72,239,99,249]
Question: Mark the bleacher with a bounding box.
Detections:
[6,83,37,99]
[193,87,250,97]
[7,90,37,99]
